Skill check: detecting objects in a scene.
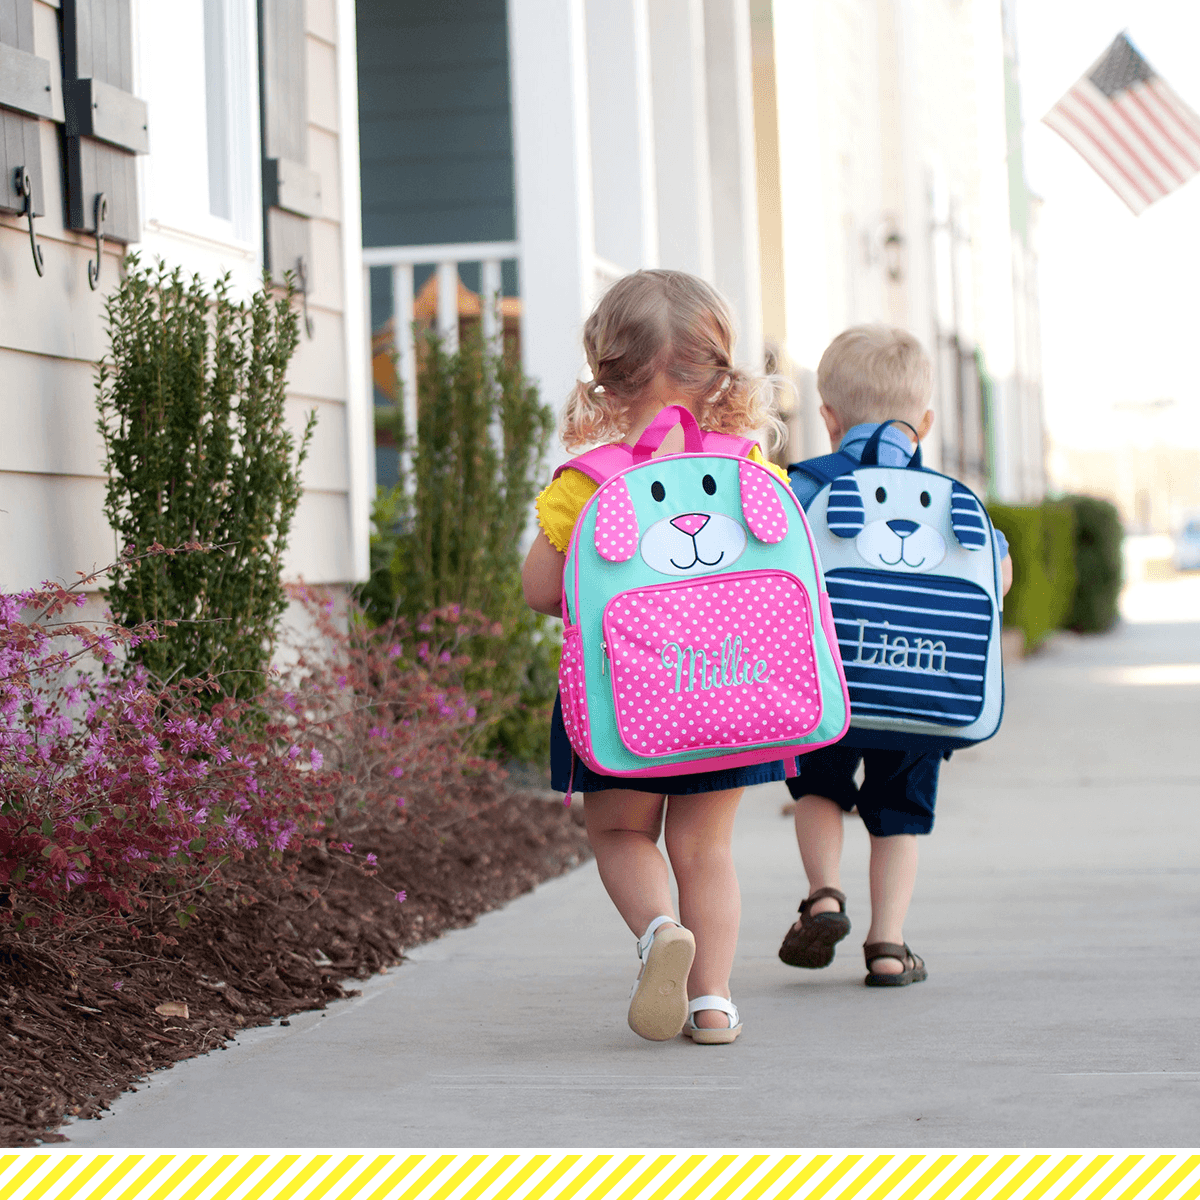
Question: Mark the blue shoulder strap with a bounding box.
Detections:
[787,452,859,488]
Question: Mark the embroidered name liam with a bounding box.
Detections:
[660,635,770,693]
[854,619,947,673]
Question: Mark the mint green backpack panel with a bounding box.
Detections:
[561,448,849,777]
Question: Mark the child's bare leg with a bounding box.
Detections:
[792,793,845,918]
[865,833,918,974]
[664,788,742,1030]
[583,789,674,936]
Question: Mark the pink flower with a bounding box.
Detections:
[396,796,407,808]
[388,766,404,779]
[309,748,323,770]
[364,852,377,866]
[395,890,407,903]
[438,651,452,664]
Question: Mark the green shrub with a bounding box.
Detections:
[1064,495,1123,633]
[96,258,312,697]
[364,325,557,763]
[987,501,1075,651]
[1042,500,1078,633]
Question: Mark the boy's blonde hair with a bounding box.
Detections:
[560,269,786,450]
[817,325,932,427]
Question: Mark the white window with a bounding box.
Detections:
[135,0,262,287]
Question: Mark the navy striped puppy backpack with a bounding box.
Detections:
[788,421,1004,752]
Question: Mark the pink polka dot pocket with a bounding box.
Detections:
[602,572,824,757]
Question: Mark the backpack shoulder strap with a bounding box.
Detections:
[552,443,633,485]
[701,431,757,457]
[787,452,860,488]
[554,429,758,484]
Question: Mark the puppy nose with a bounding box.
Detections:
[671,513,710,536]
[887,519,919,537]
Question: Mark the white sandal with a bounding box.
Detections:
[627,916,695,1041]
[683,994,742,1044]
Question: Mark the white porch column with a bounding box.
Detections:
[335,0,372,582]
[771,0,828,372]
[647,0,714,281]
[703,0,764,370]
[508,0,596,435]
[585,0,658,273]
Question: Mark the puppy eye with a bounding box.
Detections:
[920,491,931,508]
[702,474,717,495]
[875,487,887,503]
[651,481,666,502]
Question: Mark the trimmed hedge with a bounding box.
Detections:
[987,496,1123,650]
[987,500,1076,651]
[1064,495,1123,633]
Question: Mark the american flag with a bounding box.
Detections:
[1043,32,1200,215]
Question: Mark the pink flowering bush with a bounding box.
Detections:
[0,563,331,935]
[0,560,510,939]
[281,586,511,837]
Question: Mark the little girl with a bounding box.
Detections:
[521,269,788,1045]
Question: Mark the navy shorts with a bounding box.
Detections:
[550,694,787,795]
[786,744,943,836]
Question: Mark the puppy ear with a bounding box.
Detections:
[950,482,987,550]
[594,478,639,562]
[826,476,865,538]
[739,462,789,543]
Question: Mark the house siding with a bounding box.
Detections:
[356,0,515,249]
[0,0,363,593]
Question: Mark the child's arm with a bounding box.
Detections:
[1001,554,1013,596]
[522,532,566,618]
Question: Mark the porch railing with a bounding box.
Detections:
[362,244,631,484]
[362,241,521,461]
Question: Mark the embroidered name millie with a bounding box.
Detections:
[660,635,771,694]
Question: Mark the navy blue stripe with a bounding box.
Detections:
[828,590,991,620]
[828,573,991,606]
[848,701,975,726]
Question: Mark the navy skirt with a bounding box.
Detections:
[550,693,788,796]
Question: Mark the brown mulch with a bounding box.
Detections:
[0,790,590,1146]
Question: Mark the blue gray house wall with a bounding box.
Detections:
[357,0,518,333]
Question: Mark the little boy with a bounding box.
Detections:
[779,325,1012,986]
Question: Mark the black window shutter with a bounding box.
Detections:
[0,0,52,218]
[258,0,320,286]
[61,0,148,245]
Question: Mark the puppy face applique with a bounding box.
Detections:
[821,471,988,574]
[590,457,790,577]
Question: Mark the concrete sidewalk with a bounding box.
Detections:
[63,581,1200,1148]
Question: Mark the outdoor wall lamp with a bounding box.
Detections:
[882,222,905,282]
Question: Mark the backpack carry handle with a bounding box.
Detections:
[859,420,923,469]
[631,404,704,461]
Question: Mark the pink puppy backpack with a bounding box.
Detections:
[557,405,849,789]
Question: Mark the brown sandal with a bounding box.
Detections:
[863,941,927,987]
[778,887,850,968]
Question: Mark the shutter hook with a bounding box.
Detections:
[295,255,315,338]
[15,169,44,278]
[88,193,108,291]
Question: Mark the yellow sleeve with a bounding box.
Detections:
[748,443,789,482]
[535,469,600,553]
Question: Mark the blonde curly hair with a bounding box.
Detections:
[560,270,787,451]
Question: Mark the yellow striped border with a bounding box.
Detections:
[1,1153,1198,1200]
